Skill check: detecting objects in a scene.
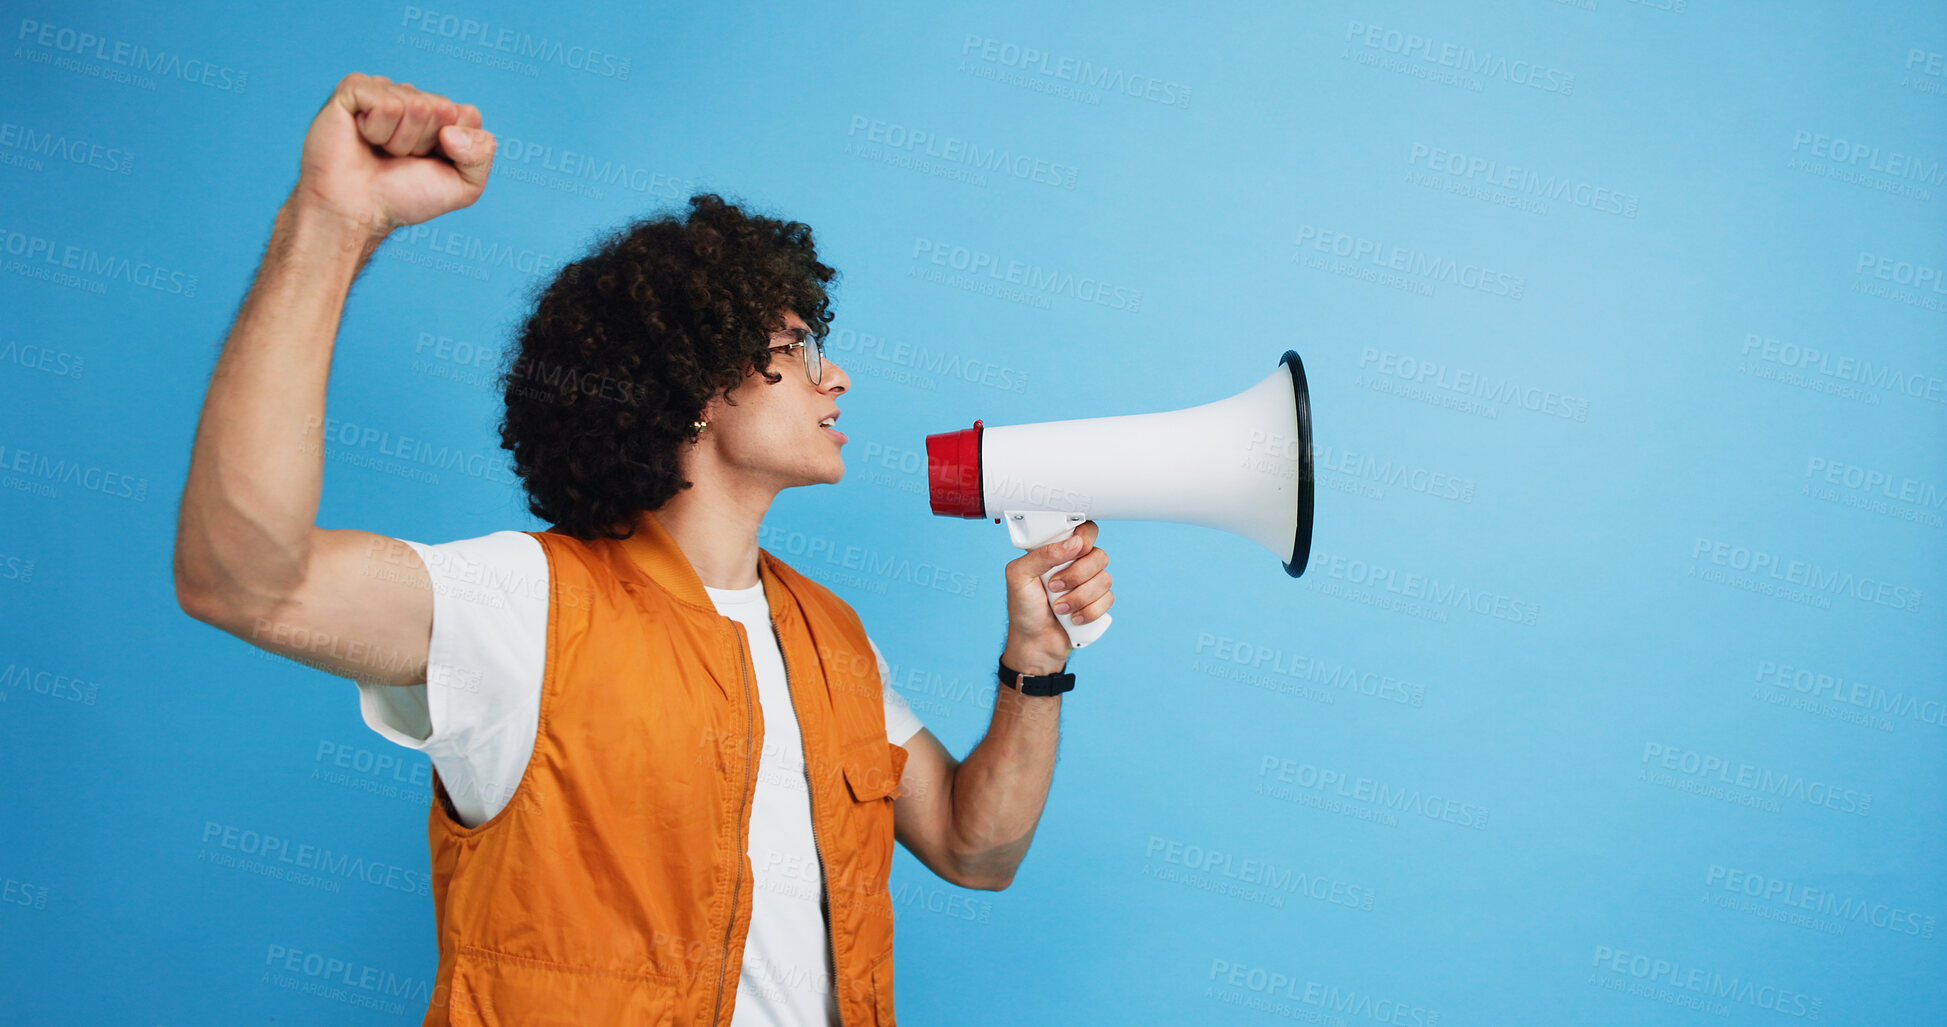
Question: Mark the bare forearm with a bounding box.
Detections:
[174,197,380,612]
[924,521,1112,889]
[943,642,1068,888]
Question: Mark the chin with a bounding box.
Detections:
[799,459,844,487]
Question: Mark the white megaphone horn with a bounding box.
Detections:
[926,350,1314,650]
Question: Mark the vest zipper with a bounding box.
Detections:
[772,616,847,1027]
[713,623,758,1027]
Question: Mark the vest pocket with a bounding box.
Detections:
[444,945,677,1026]
[842,744,904,802]
[840,743,902,900]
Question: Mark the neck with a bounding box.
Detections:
[639,477,779,591]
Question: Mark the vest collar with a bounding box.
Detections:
[613,511,794,621]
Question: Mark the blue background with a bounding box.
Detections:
[4,0,1944,1023]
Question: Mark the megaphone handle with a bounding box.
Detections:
[1040,556,1113,649]
[1002,510,1113,649]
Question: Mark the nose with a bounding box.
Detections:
[820,353,849,395]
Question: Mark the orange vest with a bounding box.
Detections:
[422,515,909,1026]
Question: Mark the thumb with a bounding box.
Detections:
[1025,534,1085,577]
[440,124,495,187]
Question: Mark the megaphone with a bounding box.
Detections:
[926,350,1313,650]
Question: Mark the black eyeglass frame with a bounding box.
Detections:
[766,328,824,386]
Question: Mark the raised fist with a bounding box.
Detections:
[292,72,495,239]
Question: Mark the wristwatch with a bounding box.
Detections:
[998,656,1074,697]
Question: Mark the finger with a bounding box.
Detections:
[1046,550,1107,593]
[409,97,460,157]
[455,103,483,129]
[331,71,391,101]
[384,92,437,156]
[439,124,496,188]
[343,78,405,147]
[1069,589,1115,625]
[1026,533,1087,574]
[1052,572,1111,613]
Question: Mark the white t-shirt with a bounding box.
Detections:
[352,530,923,1027]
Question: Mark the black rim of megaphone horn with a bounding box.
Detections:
[1281,350,1314,578]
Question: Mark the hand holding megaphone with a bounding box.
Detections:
[927,351,1315,651]
[1006,511,1114,649]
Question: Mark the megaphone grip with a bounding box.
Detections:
[1042,557,1113,649]
[1002,510,1112,649]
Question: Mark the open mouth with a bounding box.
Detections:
[818,413,846,443]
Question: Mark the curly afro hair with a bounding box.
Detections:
[497,193,837,540]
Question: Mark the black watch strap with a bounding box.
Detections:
[998,656,1074,697]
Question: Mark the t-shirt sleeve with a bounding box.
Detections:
[869,635,924,746]
[352,530,548,826]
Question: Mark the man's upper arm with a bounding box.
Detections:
[353,531,551,827]
[232,527,433,687]
[870,636,924,747]
[869,635,958,867]
[890,726,959,879]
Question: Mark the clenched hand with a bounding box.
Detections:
[292,72,495,240]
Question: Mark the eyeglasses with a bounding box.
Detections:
[768,328,825,386]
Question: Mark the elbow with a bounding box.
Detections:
[173,552,265,634]
[175,577,278,645]
[944,854,1018,892]
[174,581,218,625]
[947,870,1012,892]
[174,574,244,631]
[172,521,229,624]
[173,551,228,626]
[171,522,301,631]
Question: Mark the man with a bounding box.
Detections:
[172,73,1114,1026]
